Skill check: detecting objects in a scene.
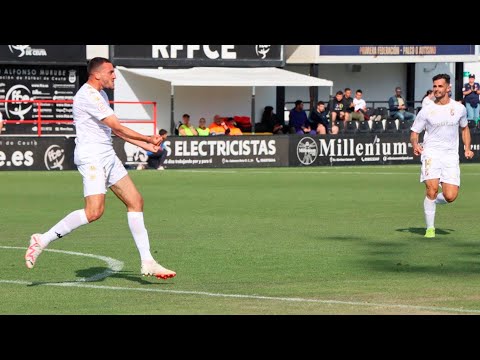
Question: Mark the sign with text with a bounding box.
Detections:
[115,136,289,168]
[0,65,82,135]
[0,45,86,65]
[0,137,75,170]
[110,45,284,67]
[317,45,477,63]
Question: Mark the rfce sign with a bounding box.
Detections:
[152,45,271,59]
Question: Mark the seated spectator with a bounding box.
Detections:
[289,100,315,135]
[178,114,198,136]
[388,87,415,123]
[344,88,364,121]
[209,115,231,135]
[196,117,210,136]
[226,118,243,136]
[353,89,368,120]
[421,90,434,108]
[309,101,339,134]
[257,106,284,134]
[328,91,349,126]
[137,129,168,170]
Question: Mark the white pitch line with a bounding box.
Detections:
[0,246,123,282]
[0,279,479,314]
[2,247,480,314]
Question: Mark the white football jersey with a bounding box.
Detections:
[411,100,467,158]
[73,83,115,164]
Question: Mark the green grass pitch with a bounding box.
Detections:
[1,164,480,314]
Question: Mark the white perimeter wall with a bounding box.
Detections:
[414,62,456,101]
[114,69,276,133]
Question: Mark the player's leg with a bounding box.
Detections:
[25,163,107,269]
[437,158,461,204]
[108,156,175,279]
[423,179,439,238]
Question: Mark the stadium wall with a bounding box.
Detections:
[2,134,480,170]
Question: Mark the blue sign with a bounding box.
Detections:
[319,45,475,56]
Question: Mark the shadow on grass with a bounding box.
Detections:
[28,267,173,286]
[395,227,455,235]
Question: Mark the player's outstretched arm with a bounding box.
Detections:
[410,131,423,156]
[461,126,474,159]
[102,114,160,145]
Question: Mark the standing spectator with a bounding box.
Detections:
[178,114,198,136]
[462,74,480,121]
[309,101,338,134]
[196,117,210,136]
[388,87,415,123]
[289,100,312,134]
[421,89,435,108]
[328,91,349,127]
[353,89,367,120]
[344,88,364,121]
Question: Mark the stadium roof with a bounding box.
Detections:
[116,66,333,87]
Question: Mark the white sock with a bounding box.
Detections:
[435,193,448,205]
[127,212,154,262]
[40,209,89,247]
[424,197,436,229]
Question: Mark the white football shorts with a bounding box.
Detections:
[77,153,128,197]
[420,153,460,186]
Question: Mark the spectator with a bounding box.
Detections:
[462,74,480,121]
[178,114,198,136]
[137,129,169,170]
[353,89,368,121]
[209,115,230,135]
[344,88,364,121]
[289,100,314,135]
[309,101,339,134]
[0,111,4,135]
[258,106,284,134]
[421,89,435,108]
[328,91,349,127]
[196,117,210,136]
[388,87,415,123]
[226,118,243,136]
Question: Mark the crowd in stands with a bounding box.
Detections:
[171,79,480,137]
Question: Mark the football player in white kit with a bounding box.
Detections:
[410,73,474,238]
[25,57,176,279]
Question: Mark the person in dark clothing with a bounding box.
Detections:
[328,91,349,127]
[309,101,339,134]
[289,100,314,135]
[462,74,480,121]
[258,106,284,134]
[146,129,168,170]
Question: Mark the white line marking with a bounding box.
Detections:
[0,246,123,282]
[2,248,479,314]
[0,279,478,314]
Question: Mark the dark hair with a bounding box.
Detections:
[182,114,190,118]
[356,89,362,94]
[432,73,450,84]
[317,101,325,106]
[264,106,274,112]
[344,88,351,92]
[87,57,112,76]
[159,129,167,136]
[422,89,433,100]
[294,100,303,106]
[335,91,343,96]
